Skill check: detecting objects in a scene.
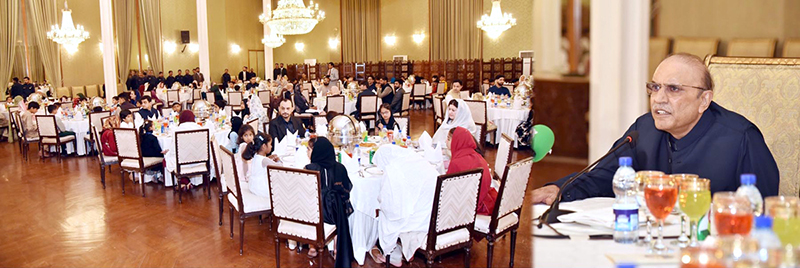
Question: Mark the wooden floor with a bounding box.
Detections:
[0,109,583,267]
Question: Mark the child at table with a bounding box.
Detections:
[138,120,165,182]
[241,132,280,198]
[235,124,257,181]
[119,109,134,129]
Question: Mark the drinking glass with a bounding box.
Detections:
[712,192,753,236]
[636,170,665,247]
[765,196,800,246]
[645,174,679,255]
[679,177,711,247]
[671,174,699,248]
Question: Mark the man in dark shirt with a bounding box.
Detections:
[175,70,184,86]
[138,96,160,119]
[272,63,280,80]
[366,75,377,93]
[183,69,194,86]
[378,76,394,105]
[245,77,259,90]
[165,70,176,87]
[118,92,137,110]
[221,69,231,85]
[531,54,780,205]
[268,98,306,141]
[248,68,256,79]
[157,71,165,85]
[193,67,204,84]
[21,77,35,99]
[278,63,287,78]
[9,77,23,99]
[126,71,138,91]
[390,79,405,114]
[353,81,376,117]
[238,66,249,81]
[488,75,510,96]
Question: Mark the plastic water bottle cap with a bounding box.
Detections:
[754,216,772,229]
[618,156,632,166]
[740,173,756,185]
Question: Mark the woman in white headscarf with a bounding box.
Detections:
[431,98,479,146]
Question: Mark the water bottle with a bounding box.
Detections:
[750,216,781,263]
[613,156,639,244]
[295,134,301,151]
[735,174,763,216]
[354,144,361,166]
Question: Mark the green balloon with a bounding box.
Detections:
[531,124,554,162]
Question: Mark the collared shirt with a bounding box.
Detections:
[552,102,780,201]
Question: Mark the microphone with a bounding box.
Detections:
[537,130,639,227]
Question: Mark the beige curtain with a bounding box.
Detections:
[341,0,380,62]
[27,45,45,82]
[1,0,19,97]
[12,46,25,81]
[115,0,136,82]
[139,0,162,73]
[429,0,482,60]
[25,0,62,87]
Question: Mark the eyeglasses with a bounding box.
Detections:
[646,82,707,97]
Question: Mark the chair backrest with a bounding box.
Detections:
[705,56,800,196]
[673,37,719,58]
[401,92,411,111]
[8,106,19,113]
[88,111,111,130]
[301,89,310,101]
[210,139,227,193]
[649,37,672,77]
[268,166,322,226]
[412,84,426,97]
[504,85,514,93]
[359,95,378,114]
[493,157,534,228]
[192,89,202,101]
[207,92,216,103]
[113,128,143,167]
[34,115,58,138]
[481,84,490,95]
[326,95,345,114]
[302,83,312,92]
[85,85,99,97]
[727,38,777,57]
[424,85,433,95]
[395,116,409,135]
[218,146,244,210]
[246,118,260,133]
[228,91,243,106]
[263,122,270,135]
[463,99,487,125]
[437,82,447,95]
[12,112,24,139]
[428,168,483,245]
[167,90,180,104]
[495,133,514,179]
[783,39,800,58]
[459,91,470,99]
[161,108,172,118]
[258,90,271,106]
[100,115,113,127]
[56,87,70,98]
[433,95,443,120]
[314,115,327,131]
[71,86,85,97]
[174,129,210,173]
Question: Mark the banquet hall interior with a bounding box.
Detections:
[2,0,800,267]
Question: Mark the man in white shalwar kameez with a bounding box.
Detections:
[374,145,439,264]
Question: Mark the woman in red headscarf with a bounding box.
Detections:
[167,110,205,189]
[446,126,497,215]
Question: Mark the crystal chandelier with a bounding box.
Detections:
[259,0,325,35]
[47,1,90,54]
[477,0,516,39]
[261,25,286,48]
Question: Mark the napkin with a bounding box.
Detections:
[418,131,432,149]
[359,121,367,133]
[339,150,360,172]
[274,131,297,156]
[424,143,443,164]
[316,123,328,136]
[557,201,681,230]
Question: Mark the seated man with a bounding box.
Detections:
[268,98,306,142]
[118,92,136,110]
[487,75,510,96]
[390,79,405,114]
[531,53,780,205]
[138,96,160,120]
[316,76,334,96]
[246,77,259,90]
[352,81,376,118]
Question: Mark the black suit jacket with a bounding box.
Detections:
[268,116,306,142]
[390,88,404,114]
[222,73,231,84]
[280,68,288,76]
[272,69,280,80]
[238,71,248,81]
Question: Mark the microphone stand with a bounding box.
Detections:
[537,136,634,228]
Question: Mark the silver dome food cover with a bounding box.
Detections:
[191,100,213,120]
[327,115,360,147]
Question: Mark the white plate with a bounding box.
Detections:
[364,167,384,175]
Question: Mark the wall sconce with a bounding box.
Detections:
[163,40,177,54]
[384,35,397,46]
[230,44,241,54]
[295,42,305,51]
[328,38,339,50]
[412,32,426,44]
[188,43,199,53]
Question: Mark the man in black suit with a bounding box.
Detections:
[9,77,23,99]
[248,67,256,79]
[165,70,176,87]
[157,71,165,85]
[272,63,280,80]
[221,68,231,85]
[279,63,287,78]
[174,70,184,86]
[183,69,194,86]
[238,66,249,81]
[21,77,35,99]
[268,98,306,141]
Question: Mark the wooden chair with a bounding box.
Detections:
[481,84,490,95]
[672,37,719,58]
[189,88,201,106]
[268,166,336,268]
[357,95,379,128]
[228,91,244,112]
[473,157,534,268]
[92,125,119,189]
[206,92,216,104]
[389,168,484,268]
[313,115,328,133]
[326,95,345,114]
[113,128,162,197]
[463,100,496,151]
[649,37,672,77]
[459,91,470,99]
[433,95,444,129]
[71,86,85,97]
[56,87,70,98]
[171,129,211,203]
[411,84,426,109]
[262,121,270,135]
[395,116,410,136]
[218,145,272,255]
[301,88,311,102]
[86,111,111,152]
[783,39,800,58]
[258,90,271,109]
[393,92,411,117]
[167,90,180,105]
[210,139,227,226]
[246,118,260,133]
[35,115,77,163]
[160,107,173,118]
[85,85,99,98]
[12,112,38,161]
[727,38,777,57]
[493,134,514,182]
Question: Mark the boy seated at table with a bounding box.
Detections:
[138,120,165,182]
[119,109,135,129]
[47,104,77,155]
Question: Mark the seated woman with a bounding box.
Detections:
[235,124,257,181]
[303,137,354,266]
[101,115,120,156]
[240,132,281,197]
[139,120,166,182]
[431,99,479,146]
[447,127,497,216]
[226,117,243,153]
[375,103,399,131]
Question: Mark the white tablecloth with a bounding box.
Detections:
[486,102,529,146]
[152,126,230,187]
[53,118,90,156]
